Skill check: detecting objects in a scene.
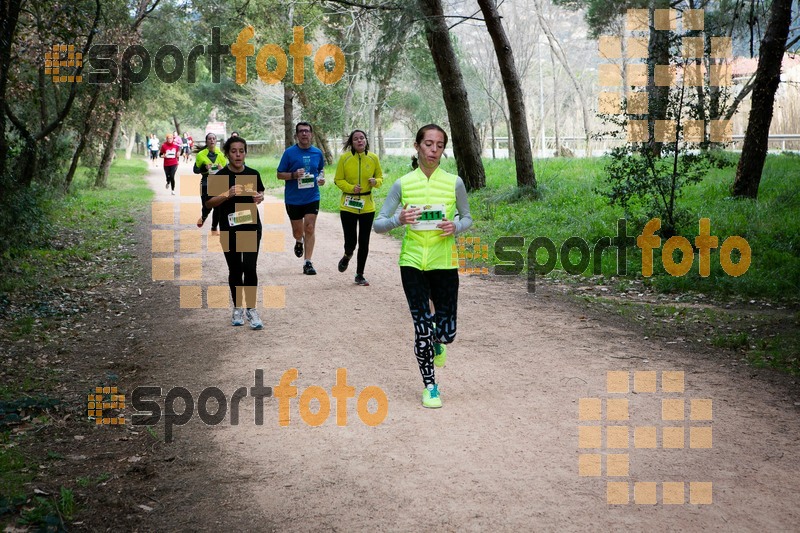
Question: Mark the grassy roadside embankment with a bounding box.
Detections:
[1,156,153,529]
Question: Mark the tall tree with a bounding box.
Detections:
[732,0,796,198]
[417,0,486,190]
[477,0,536,188]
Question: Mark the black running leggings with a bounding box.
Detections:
[400,266,459,387]
[164,164,177,191]
[223,230,261,308]
[340,210,375,275]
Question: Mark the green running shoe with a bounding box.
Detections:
[422,384,442,409]
[433,343,447,367]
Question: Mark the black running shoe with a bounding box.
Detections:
[338,254,352,272]
[303,261,316,275]
[294,241,303,258]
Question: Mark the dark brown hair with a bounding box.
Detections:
[343,129,369,155]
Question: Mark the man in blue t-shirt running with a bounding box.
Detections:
[277,121,327,275]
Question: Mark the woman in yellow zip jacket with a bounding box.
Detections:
[374,124,472,409]
[334,129,384,286]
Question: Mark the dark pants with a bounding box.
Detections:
[164,164,177,190]
[223,230,261,308]
[400,266,459,386]
[340,210,375,275]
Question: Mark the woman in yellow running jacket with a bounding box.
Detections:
[334,129,383,286]
[374,124,472,409]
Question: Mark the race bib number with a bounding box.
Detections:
[228,210,254,227]
[344,195,365,210]
[409,204,445,231]
[298,175,316,189]
[165,149,176,158]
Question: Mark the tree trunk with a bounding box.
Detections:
[418,0,486,190]
[95,105,123,187]
[283,84,294,148]
[172,115,181,136]
[733,0,794,198]
[551,47,561,156]
[124,126,136,160]
[647,4,671,157]
[64,88,100,191]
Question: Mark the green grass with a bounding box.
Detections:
[249,152,799,299]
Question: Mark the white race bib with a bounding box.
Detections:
[298,175,316,189]
[344,195,365,210]
[409,204,445,231]
[165,149,176,158]
[228,210,254,227]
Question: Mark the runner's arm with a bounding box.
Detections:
[453,177,472,235]
[373,181,402,234]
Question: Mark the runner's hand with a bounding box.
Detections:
[354,184,362,194]
[399,204,421,225]
[437,217,456,236]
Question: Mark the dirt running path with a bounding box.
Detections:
[138,160,799,530]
